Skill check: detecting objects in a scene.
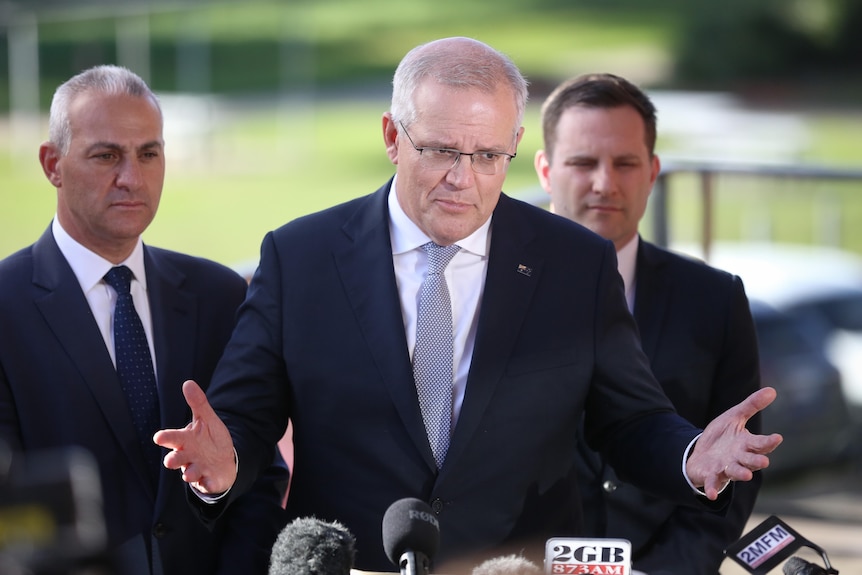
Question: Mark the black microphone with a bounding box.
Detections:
[783,556,829,575]
[724,515,839,574]
[382,498,440,575]
[268,516,356,575]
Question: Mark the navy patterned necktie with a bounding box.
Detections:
[413,242,461,469]
[104,265,161,484]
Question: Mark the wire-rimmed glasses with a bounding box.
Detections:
[399,122,516,175]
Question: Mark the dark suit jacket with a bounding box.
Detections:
[0,227,288,575]
[576,239,762,575]
[204,180,724,572]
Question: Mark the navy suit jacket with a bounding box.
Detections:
[0,227,288,575]
[204,180,723,572]
[576,239,762,575]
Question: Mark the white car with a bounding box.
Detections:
[673,241,862,442]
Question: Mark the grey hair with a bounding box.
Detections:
[390,37,528,140]
[48,65,161,155]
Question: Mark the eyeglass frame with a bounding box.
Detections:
[398,121,517,175]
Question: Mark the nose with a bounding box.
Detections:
[115,157,144,190]
[445,153,475,187]
[592,163,616,195]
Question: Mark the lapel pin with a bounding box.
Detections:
[516,264,532,277]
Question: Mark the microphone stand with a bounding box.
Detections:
[399,550,431,575]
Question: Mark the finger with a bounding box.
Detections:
[702,476,721,501]
[750,432,783,454]
[725,462,753,482]
[734,387,778,421]
[162,447,193,470]
[153,428,186,450]
[153,380,210,449]
[179,462,203,484]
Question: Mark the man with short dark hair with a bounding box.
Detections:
[534,72,762,575]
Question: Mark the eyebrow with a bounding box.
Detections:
[85,140,164,153]
[413,131,509,154]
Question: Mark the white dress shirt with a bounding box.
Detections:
[615,234,639,314]
[51,217,157,373]
[388,177,491,425]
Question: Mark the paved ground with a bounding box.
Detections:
[721,462,862,573]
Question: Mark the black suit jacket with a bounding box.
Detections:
[204,180,723,572]
[0,227,288,575]
[576,239,762,575]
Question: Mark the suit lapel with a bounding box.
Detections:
[144,248,196,430]
[444,194,543,468]
[31,229,156,498]
[633,239,671,360]
[333,182,436,469]
[145,248,196,501]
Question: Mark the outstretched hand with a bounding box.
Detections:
[686,386,783,500]
[153,380,237,495]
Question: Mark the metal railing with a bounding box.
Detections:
[651,159,862,260]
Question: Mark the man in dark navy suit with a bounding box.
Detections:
[0,65,287,575]
[156,38,781,573]
[534,73,762,575]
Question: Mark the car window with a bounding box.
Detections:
[790,293,862,332]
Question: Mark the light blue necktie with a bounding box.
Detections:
[413,242,461,469]
[104,265,161,485]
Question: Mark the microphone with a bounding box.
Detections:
[268,516,356,575]
[724,515,838,574]
[472,554,543,575]
[783,556,829,575]
[381,498,440,575]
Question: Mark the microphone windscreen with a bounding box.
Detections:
[269,516,356,575]
[381,498,440,566]
[782,556,827,575]
[472,554,543,575]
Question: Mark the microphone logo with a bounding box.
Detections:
[544,537,632,574]
[407,509,439,530]
[734,521,796,570]
[724,515,839,574]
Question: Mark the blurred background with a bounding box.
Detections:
[2,0,861,571]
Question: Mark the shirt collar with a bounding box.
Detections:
[52,217,148,293]
[387,175,491,257]
[616,234,639,311]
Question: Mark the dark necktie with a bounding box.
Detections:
[104,266,161,483]
[413,242,461,469]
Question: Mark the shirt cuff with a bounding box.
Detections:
[190,447,238,504]
[682,433,730,497]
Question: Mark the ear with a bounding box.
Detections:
[534,149,552,194]
[382,112,399,165]
[39,142,63,188]
[648,153,661,195]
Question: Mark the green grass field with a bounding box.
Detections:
[4,98,862,267]
[3,2,862,266]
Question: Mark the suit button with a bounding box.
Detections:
[152,523,168,539]
[602,480,617,493]
[431,498,444,514]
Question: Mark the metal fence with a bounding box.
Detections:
[650,159,862,260]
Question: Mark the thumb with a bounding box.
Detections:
[735,386,777,422]
[182,379,217,423]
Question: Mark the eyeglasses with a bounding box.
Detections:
[399,122,516,175]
